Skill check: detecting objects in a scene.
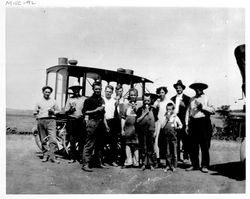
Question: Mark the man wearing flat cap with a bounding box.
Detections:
[185,81,215,173]
[171,80,190,163]
[34,86,60,163]
[65,82,86,163]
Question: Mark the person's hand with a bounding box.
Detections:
[106,125,110,133]
[69,106,76,113]
[179,100,185,107]
[195,100,203,110]
[185,125,189,135]
[121,130,125,136]
[97,106,105,112]
[48,108,55,115]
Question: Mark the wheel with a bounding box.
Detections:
[57,123,70,154]
[240,137,245,162]
[34,133,43,151]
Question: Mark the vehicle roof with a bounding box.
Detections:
[46,65,153,84]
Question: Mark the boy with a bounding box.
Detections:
[136,94,157,171]
[158,103,182,172]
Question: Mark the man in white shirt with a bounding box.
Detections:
[185,82,215,173]
[34,86,60,163]
[103,85,119,166]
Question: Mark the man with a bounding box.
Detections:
[185,82,215,173]
[114,84,127,167]
[65,82,86,163]
[103,85,119,166]
[171,80,190,163]
[34,86,60,163]
[81,80,106,172]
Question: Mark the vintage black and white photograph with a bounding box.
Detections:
[5,0,246,194]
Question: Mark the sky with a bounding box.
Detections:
[6,6,245,110]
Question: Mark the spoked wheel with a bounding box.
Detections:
[32,127,43,151]
[57,123,70,155]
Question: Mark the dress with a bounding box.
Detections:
[123,102,141,145]
[122,101,141,166]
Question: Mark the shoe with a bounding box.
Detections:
[111,162,118,167]
[185,166,199,171]
[41,156,48,162]
[171,167,177,172]
[201,167,209,173]
[50,158,60,164]
[150,165,155,171]
[163,166,170,173]
[140,165,146,171]
[82,165,93,172]
[96,164,108,169]
[68,159,76,164]
[183,159,190,164]
[124,164,133,168]
[155,163,162,169]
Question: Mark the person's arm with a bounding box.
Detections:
[176,116,183,129]
[103,116,110,132]
[136,108,149,123]
[201,96,215,115]
[161,117,167,129]
[120,104,127,136]
[33,103,39,118]
[50,101,60,115]
[185,100,191,133]
[65,99,75,115]
[84,98,105,115]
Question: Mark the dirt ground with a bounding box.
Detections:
[6,135,245,194]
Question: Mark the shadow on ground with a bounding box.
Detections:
[209,161,245,181]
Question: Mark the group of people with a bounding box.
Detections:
[34,79,215,173]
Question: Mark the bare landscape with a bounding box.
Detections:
[6,110,245,194]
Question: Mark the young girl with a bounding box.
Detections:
[121,88,141,167]
[158,103,182,172]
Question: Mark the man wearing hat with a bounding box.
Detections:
[65,82,86,163]
[34,86,60,163]
[185,81,215,173]
[171,80,190,163]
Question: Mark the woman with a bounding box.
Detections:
[153,86,174,168]
[121,88,141,167]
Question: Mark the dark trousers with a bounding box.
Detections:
[177,126,189,160]
[37,119,57,158]
[104,118,119,163]
[139,132,154,166]
[66,117,85,161]
[82,119,103,165]
[188,117,212,168]
[158,125,177,168]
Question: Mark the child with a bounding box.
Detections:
[121,88,141,167]
[136,94,157,171]
[158,102,182,172]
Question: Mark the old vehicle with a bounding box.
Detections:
[33,57,153,155]
[234,44,245,163]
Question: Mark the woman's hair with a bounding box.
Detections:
[127,88,138,100]
[156,86,168,94]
